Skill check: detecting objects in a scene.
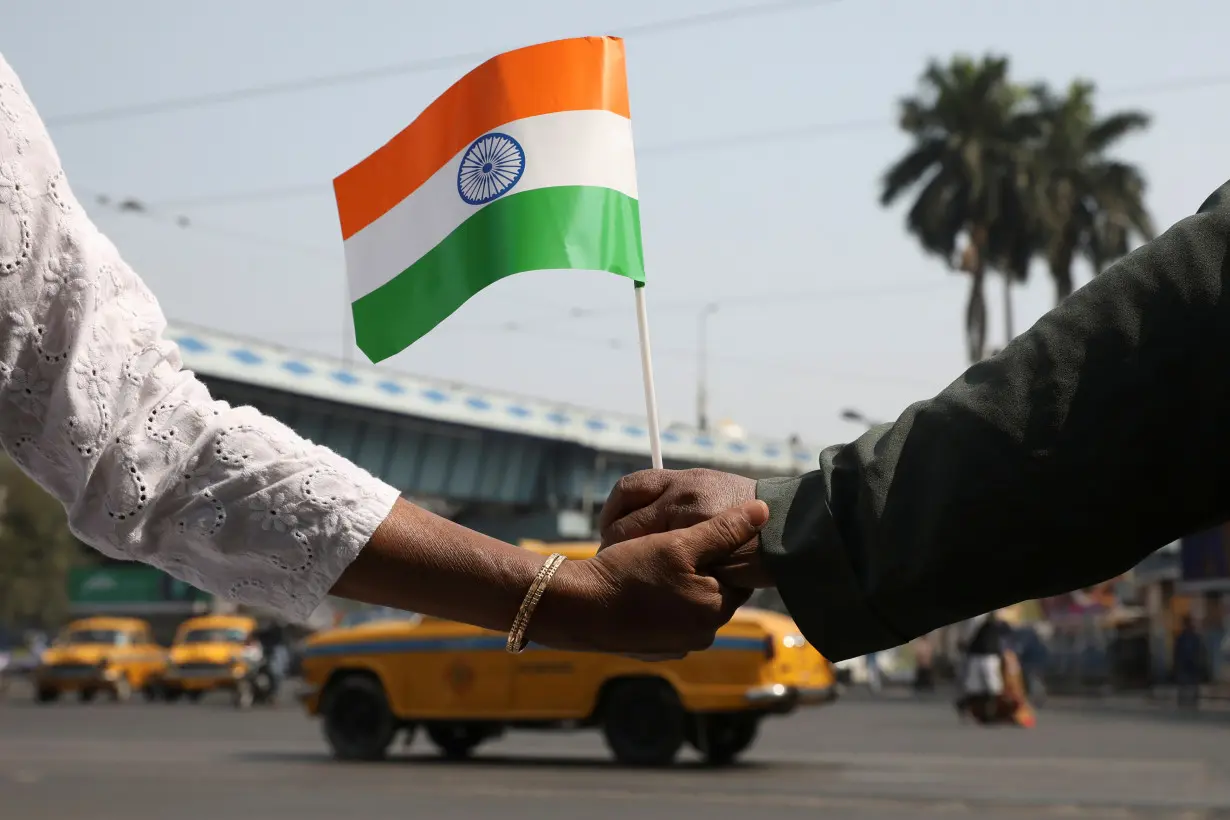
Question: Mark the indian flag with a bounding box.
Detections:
[335,36,645,363]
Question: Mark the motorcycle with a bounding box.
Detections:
[233,659,279,709]
[232,642,290,709]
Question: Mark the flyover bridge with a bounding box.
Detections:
[168,322,820,543]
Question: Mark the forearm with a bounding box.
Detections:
[331,498,565,634]
[761,180,1230,661]
[0,53,405,622]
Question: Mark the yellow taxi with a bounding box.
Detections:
[299,542,837,766]
[33,617,167,703]
[162,614,261,706]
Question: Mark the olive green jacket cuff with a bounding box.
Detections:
[758,475,904,662]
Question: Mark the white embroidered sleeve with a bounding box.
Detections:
[0,55,401,622]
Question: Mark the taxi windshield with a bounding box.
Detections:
[179,628,247,645]
[61,629,127,646]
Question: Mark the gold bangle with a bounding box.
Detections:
[506,553,567,654]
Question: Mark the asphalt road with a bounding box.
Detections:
[2,686,1230,819]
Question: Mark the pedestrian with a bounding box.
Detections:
[598,176,1230,664]
[955,614,1004,720]
[1014,626,1049,704]
[1173,616,1204,709]
[865,650,882,693]
[0,54,764,659]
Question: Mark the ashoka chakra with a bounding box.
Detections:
[457,132,526,206]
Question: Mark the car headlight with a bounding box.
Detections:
[783,634,806,649]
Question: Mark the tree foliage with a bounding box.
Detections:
[0,454,90,630]
[882,54,1153,361]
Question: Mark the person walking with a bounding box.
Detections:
[1174,616,1205,709]
[955,613,1005,721]
[865,650,883,693]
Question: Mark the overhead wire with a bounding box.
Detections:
[471,323,943,388]
[69,0,1179,392]
[43,0,845,128]
[136,69,1230,211]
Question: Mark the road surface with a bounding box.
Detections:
[1,687,1228,819]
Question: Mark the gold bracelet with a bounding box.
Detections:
[506,553,567,654]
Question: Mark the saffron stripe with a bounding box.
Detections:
[334,36,630,240]
[342,109,637,301]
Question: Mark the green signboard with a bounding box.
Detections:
[67,566,210,604]
[165,576,209,602]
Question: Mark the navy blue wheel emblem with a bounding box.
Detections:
[457,132,526,206]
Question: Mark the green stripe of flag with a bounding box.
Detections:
[351,185,645,363]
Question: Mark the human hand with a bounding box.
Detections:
[598,469,771,590]
[528,500,769,657]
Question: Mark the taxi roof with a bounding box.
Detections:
[519,540,598,561]
[176,614,256,632]
[64,616,150,632]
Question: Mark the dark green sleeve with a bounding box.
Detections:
[758,181,1230,662]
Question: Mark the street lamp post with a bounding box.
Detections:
[840,408,883,429]
[697,303,719,432]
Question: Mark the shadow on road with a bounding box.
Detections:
[842,687,1230,729]
[1042,699,1230,727]
[230,749,822,774]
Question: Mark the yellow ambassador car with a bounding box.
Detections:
[34,617,167,703]
[162,615,260,706]
[299,543,837,766]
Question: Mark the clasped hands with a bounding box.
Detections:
[529,469,774,660]
[597,468,772,590]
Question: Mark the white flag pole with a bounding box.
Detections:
[633,283,665,470]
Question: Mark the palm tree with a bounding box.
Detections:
[986,188,1038,346]
[881,55,1039,363]
[1028,81,1155,302]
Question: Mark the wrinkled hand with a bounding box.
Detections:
[528,501,769,658]
[597,468,772,590]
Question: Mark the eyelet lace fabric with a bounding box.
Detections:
[0,55,400,622]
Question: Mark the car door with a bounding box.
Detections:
[509,644,600,720]
[401,626,514,719]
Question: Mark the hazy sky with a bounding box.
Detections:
[5,0,1223,447]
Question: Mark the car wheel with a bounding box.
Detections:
[322,674,398,762]
[163,688,183,703]
[425,722,491,760]
[185,690,203,703]
[687,713,759,766]
[35,687,59,704]
[142,683,161,702]
[601,680,686,767]
[78,688,97,703]
[110,675,133,703]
